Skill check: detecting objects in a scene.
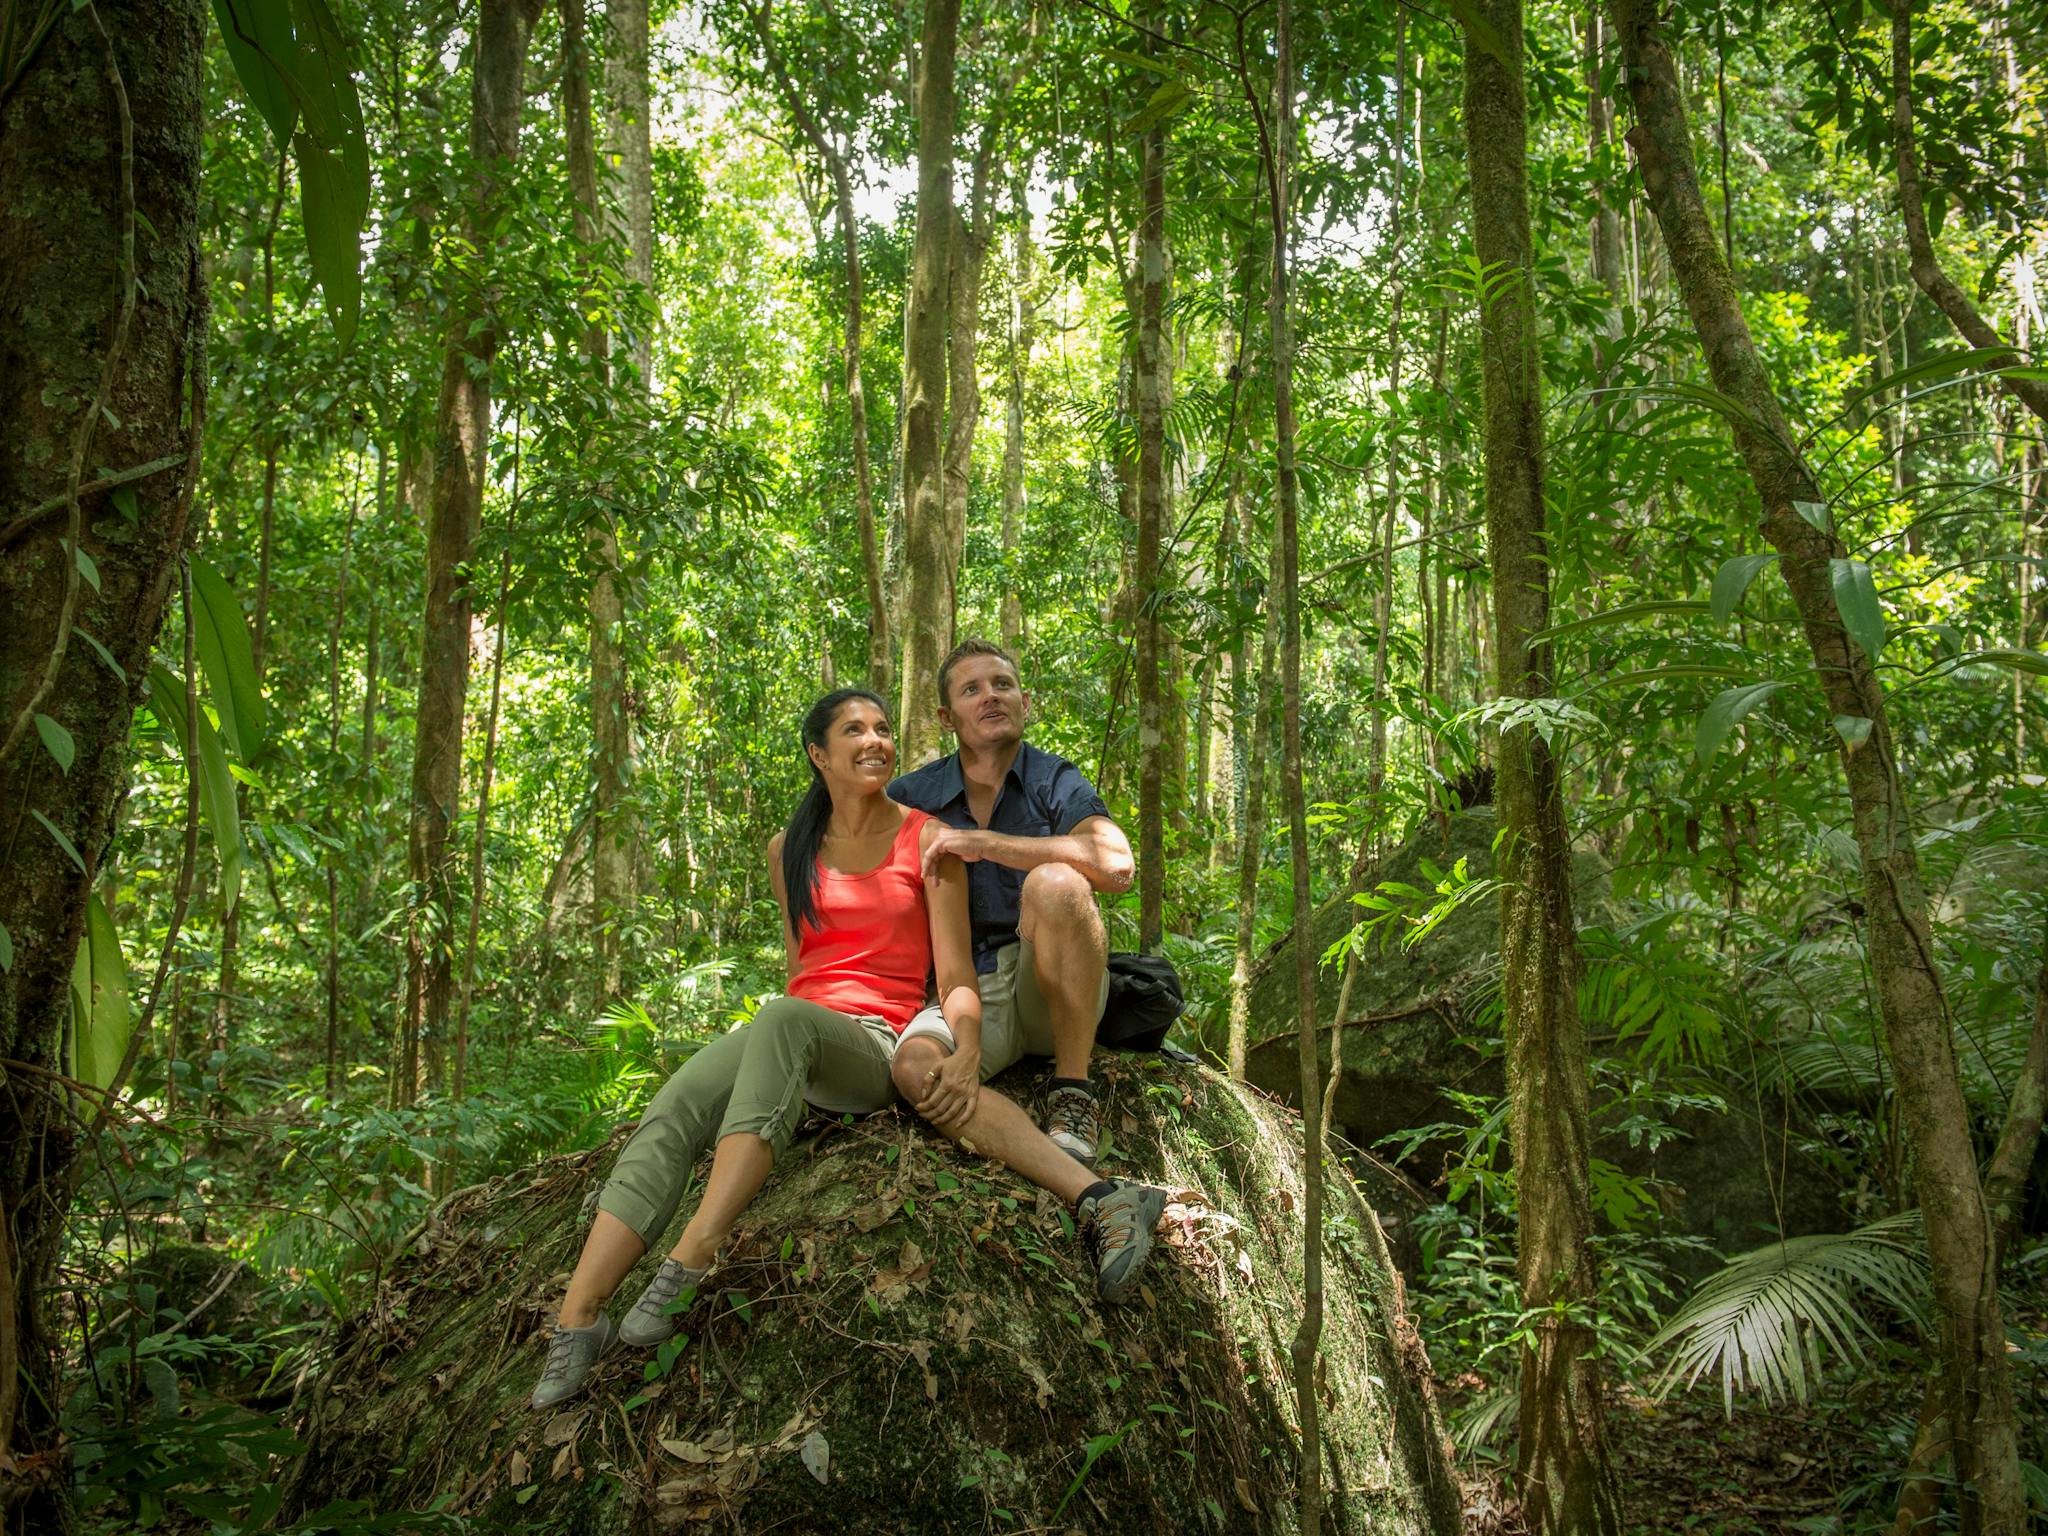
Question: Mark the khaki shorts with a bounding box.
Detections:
[897,938,1110,1080]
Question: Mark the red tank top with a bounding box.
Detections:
[787,808,932,1030]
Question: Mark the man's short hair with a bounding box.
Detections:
[938,638,1019,708]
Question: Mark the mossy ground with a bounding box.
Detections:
[284,1056,1460,1534]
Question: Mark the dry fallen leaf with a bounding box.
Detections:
[508,1450,531,1488]
[550,1440,576,1481]
[1236,1475,1261,1514]
[541,1408,585,1448]
[800,1430,830,1485]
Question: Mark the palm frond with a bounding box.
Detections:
[1642,1211,1928,1415]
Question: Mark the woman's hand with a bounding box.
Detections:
[915,1046,981,1130]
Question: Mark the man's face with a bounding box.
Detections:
[940,655,1029,752]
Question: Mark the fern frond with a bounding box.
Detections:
[1642,1211,1927,1415]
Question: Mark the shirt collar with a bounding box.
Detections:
[938,741,1031,807]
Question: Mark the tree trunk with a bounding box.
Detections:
[1892,0,2048,429]
[895,0,960,765]
[1610,3,2023,1529]
[603,0,655,384]
[402,0,545,1104]
[1134,99,1170,955]
[567,0,633,1013]
[1227,518,1283,1083]
[323,455,364,1098]
[940,198,982,653]
[1462,4,1621,1532]
[1366,14,1410,858]
[0,0,206,1519]
[1000,171,1033,655]
[1584,8,1625,330]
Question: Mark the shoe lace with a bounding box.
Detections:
[1049,1089,1096,1143]
[544,1328,578,1374]
[1084,1197,1133,1260]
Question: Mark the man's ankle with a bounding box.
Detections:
[1049,1075,1095,1096]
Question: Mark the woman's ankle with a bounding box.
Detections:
[558,1296,605,1329]
[669,1233,717,1271]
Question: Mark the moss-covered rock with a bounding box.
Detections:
[282,1057,1461,1534]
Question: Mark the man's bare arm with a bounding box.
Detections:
[920,814,1134,894]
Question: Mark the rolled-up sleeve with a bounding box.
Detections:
[1041,756,1111,836]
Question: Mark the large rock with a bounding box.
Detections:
[283,1057,1461,1534]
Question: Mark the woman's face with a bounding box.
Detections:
[808,697,896,791]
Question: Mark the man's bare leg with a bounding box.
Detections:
[890,1039,1094,1205]
[1018,862,1107,1082]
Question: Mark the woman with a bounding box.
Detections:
[531,689,1165,1410]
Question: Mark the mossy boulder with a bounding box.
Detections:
[1244,812,1850,1274]
[282,1056,1461,1534]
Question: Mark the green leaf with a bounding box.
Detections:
[1957,647,2048,678]
[210,0,300,149]
[1832,715,1873,748]
[1828,558,1886,661]
[1530,600,1709,645]
[1446,0,1515,71]
[1834,346,2012,424]
[110,486,139,523]
[1792,499,1830,534]
[1125,79,1193,136]
[188,558,266,763]
[1579,662,1750,694]
[1695,681,1786,765]
[74,545,101,593]
[72,892,132,1092]
[148,664,245,914]
[296,135,365,345]
[73,627,127,682]
[1710,553,1778,625]
[0,922,12,973]
[34,714,75,774]
[31,809,86,873]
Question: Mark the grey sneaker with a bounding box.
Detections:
[531,1312,618,1410]
[1078,1181,1169,1303]
[620,1259,703,1348]
[1045,1083,1100,1166]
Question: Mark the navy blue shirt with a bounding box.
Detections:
[888,742,1112,973]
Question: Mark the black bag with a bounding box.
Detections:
[1097,951,1184,1052]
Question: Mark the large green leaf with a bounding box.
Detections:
[1958,647,2048,678]
[1530,600,1709,645]
[1695,680,1785,765]
[1709,552,1777,625]
[297,135,367,346]
[210,0,299,149]
[70,892,131,1092]
[188,558,266,764]
[1643,1212,1928,1413]
[1828,558,1886,662]
[1831,345,2012,426]
[148,664,245,914]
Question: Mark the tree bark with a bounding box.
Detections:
[1134,93,1170,955]
[0,0,206,1520]
[999,169,1033,655]
[567,0,634,1013]
[602,0,655,384]
[401,0,545,1104]
[1227,516,1282,1083]
[1462,4,1621,1531]
[895,0,960,765]
[1892,0,2048,429]
[1365,14,1410,858]
[1610,3,2022,1530]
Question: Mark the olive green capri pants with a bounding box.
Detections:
[596,995,929,1247]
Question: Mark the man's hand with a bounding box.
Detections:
[921,825,991,881]
[914,1047,981,1130]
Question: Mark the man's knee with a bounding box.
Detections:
[891,1039,945,1099]
[1021,862,1097,925]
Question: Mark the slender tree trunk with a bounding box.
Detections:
[1463,5,1621,1531]
[896,0,961,764]
[1365,15,1410,857]
[1585,9,1625,330]
[1610,4,2022,1530]
[567,0,633,1012]
[0,0,206,1519]
[323,455,364,1098]
[1892,0,2048,429]
[1134,98,1170,955]
[402,0,545,1104]
[1227,519,1283,1083]
[603,0,655,384]
[1000,171,1033,655]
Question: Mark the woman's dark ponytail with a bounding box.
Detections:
[781,687,890,937]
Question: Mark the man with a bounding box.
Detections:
[886,638,1164,1303]
[887,638,1133,1163]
